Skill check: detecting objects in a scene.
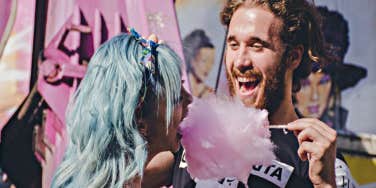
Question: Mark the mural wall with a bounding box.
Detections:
[0,0,35,133]
[0,0,374,187]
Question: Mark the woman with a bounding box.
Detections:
[51,30,191,188]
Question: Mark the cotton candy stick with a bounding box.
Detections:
[268,125,287,129]
[268,125,288,134]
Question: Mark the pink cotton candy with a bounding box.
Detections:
[179,96,275,184]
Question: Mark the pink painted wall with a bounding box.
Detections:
[38,1,186,187]
[0,0,35,137]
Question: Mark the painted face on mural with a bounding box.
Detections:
[225,6,287,114]
[295,72,332,118]
[192,47,215,80]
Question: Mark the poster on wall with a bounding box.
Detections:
[0,0,35,130]
[313,1,376,187]
[175,0,227,98]
[293,6,368,131]
[315,0,376,135]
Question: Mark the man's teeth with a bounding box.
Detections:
[237,77,256,83]
[237,77,260,93]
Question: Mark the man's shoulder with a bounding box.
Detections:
[335,157,359,187]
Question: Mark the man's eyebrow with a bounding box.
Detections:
[227,35,237,42]
[227,35,272,49]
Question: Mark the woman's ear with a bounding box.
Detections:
[136,100,149,138]
[137,118,148,138]
[288,45,304,70]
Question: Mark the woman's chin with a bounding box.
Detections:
[171,139,181,153]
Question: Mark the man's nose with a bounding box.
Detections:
[234,45,252,71]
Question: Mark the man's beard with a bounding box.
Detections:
[226,58,287,116]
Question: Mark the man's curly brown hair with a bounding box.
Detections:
[221,0,330,92]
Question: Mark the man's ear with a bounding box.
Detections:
[288,45,304,70]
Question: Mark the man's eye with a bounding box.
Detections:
[251,43,263,50]
[228,42,239,49]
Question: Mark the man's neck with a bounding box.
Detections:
[269,96,299,125]
[268,71,299,125]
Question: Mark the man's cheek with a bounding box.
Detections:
[224,59,232,71]
[224,63,232,78]
[261,66,277,79]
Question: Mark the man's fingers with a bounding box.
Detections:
[289,118,337,143]
[297,141,322,161]
[304,119,337,142]
[296,126,327,145]
[295,118,336,136]
[301,121,329,140]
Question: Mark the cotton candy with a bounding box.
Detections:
[179,96,275,184]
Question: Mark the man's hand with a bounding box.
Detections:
[287,118,337,188]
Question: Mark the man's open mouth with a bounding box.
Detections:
[237,77,260,94]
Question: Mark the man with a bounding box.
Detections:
[172,0,356,187]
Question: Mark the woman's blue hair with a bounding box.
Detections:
[51,33,182,187]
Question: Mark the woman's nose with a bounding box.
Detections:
[182,93,192,118]
[185,95,193,106]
